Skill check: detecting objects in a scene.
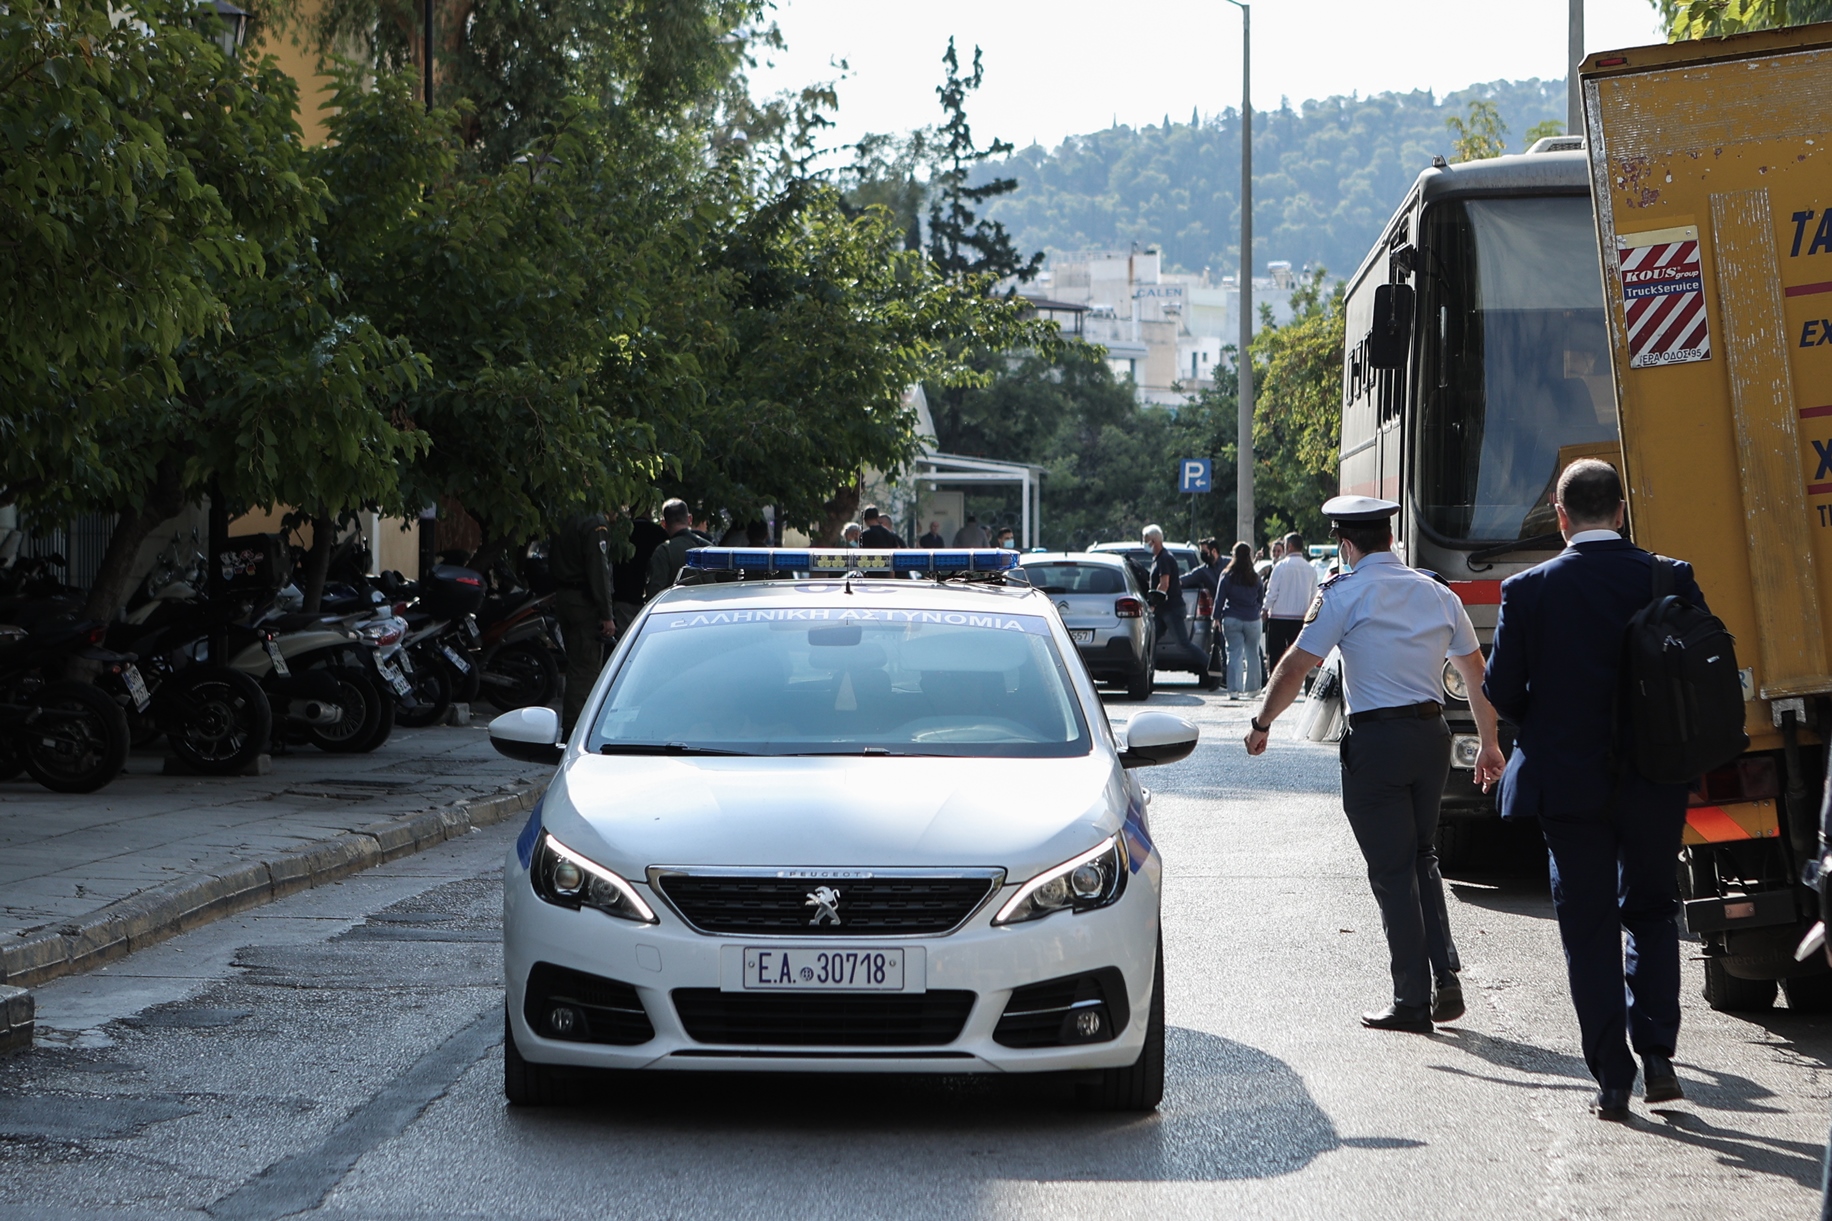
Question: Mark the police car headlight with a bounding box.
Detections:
[530,832,657,924]
[1442,659,1469,703]
[993,836,1128,925]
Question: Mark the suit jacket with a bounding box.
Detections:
[1482,538,1706,821]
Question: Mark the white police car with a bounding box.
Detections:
[489,549,1197,1110]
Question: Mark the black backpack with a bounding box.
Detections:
[1620,556,1749,784]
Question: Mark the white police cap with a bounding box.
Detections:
[1322,495,1401,526]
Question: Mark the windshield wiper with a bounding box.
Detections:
[778,747,940,757]
[598,742,749,756]
[1467,532,1565,565]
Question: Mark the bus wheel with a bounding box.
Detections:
[1702,957,1777,1012]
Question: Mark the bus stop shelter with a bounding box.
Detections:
[910,453,1047,550]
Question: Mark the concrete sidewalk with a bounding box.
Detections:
[1,721,549,993]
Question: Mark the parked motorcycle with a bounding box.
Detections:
[473,563,561,712]
[373,566,486,728]
[0,615,132,793]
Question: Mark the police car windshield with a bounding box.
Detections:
[1415,196,1617,543]
[588,610,1091,758]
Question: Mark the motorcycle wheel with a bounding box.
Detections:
[161,665,273,775]
[482,641,560,712]
[21,680,130,793]
[395,648,454,729]
[307,670,386,753]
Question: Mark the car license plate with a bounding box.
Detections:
[375,657,412,697]
[742,947,906,991]
[440,644,472,673]
[264,640,290,677]
[1069,629,1095,644]
[121,664,151,712]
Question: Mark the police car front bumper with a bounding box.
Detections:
[503,846,1162,1074]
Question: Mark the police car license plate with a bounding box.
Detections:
[375,657,412,697]
[1068,629,1095,644]
[121,664,151,712]
[740,947,906,992]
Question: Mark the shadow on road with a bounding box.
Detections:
[505,1027,1409,1189]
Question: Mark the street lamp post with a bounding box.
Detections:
[1568,0,1584,134]
[1225,0,1253,545]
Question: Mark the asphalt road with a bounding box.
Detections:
[3,683,1829,1220]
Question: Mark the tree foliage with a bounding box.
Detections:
[1655,0,1832,39]
[924,39,1041,284]
[1446,100,1508,163]
[982,78,1566,281]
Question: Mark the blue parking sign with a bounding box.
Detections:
[1179,458,1212,494]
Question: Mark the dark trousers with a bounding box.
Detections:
[555,589,607,736]
[1538,803,1686,1090]
[1265,617,1304,671]
[1340,716,1459,1009]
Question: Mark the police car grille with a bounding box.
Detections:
[655,875,997,935]
[671,989,975,1046]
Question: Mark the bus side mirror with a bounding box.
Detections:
[1368,283,1415,369]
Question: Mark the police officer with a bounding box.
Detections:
[549,511,616,736]
[645,498,712,600]
[1243,496,1505,1032]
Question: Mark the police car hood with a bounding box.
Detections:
[541,752,1131,879]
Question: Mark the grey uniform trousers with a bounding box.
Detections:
[556,589,608,736]
[1339,715,1460,1010]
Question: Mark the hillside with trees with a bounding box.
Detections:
[983,78,1568,279]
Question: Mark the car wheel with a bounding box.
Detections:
[1086,937,1165,1112]
[1701,957,1777,1012]
[1125,664,1153,701]
[1434,819,1474,872]
[503,1010,576,1106]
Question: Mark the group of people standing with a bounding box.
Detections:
[1183,530,1321,698]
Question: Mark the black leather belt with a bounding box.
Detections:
[1347,700,1443,728]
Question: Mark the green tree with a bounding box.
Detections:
[925,39,1042,284]
[1446,99,1509,163]
[1525,118,1567,145]
[1654,0,1832,38]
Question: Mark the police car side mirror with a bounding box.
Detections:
[1368,282,1414,370]
[1119,711,1199,768]
[489,706,564,764]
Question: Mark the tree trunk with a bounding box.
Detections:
[299,516,335,612]
[814,482,860,547]
[82,457,188,623]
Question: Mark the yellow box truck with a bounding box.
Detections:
[1583,24,1832,1010]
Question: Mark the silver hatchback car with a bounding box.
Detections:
[1018,553,1155,699]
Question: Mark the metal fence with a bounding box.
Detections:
[9,512,119,591]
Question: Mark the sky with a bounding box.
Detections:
[746,0,1667,156]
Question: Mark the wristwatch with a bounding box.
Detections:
[1250,715,1271,734]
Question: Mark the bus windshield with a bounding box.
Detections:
[1415,196,1617,543]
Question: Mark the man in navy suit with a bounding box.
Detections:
[1483,459,1705,1121]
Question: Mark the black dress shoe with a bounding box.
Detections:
[1361,1005,1434,1033]
[1594,1087,1632,1121]
[1431,977,1466,1023]
[1643,1054,1684,1103]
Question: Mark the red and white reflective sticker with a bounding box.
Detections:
[1618,225,1711,369]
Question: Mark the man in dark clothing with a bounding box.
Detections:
[645,498,711,600]
[1185,538,1225,599]
[550,511,616,736]
[1482,459,1705,1122]
[858,505,904,550]
[1143,524,1197,669]
[610,513,668,633]
[918,521,945,549]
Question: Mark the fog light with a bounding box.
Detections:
[552,860,584,892]
[1070,863,1105,899]
[548,1005,578,1035]
[1074,1010,1102,1038]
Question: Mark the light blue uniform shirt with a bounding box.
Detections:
[1292,550,1480,715]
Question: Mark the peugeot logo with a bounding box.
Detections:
[804,885,842,926]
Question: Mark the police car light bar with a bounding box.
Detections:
[683,548,1021,575]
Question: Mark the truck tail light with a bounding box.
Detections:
[1115,597,1143,619]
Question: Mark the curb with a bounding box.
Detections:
[0,985,30,1055]
[0,780,545,1001]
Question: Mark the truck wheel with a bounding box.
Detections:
[1702,957,1778,1011]
[1435,820,1474,872]
[1783,971,1832,1013]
